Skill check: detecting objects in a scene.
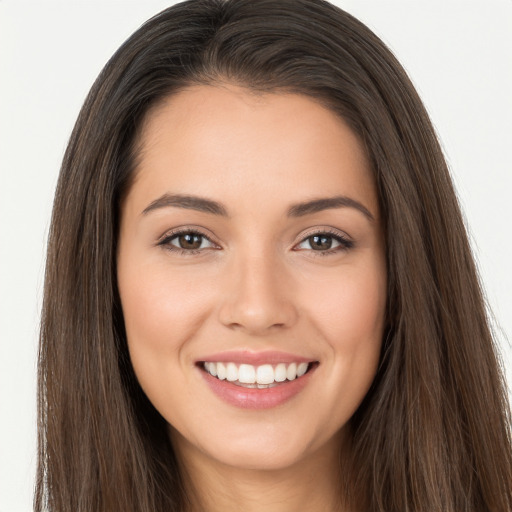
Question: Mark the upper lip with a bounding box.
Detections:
[197,350,316,366]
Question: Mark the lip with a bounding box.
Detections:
[197,350,314,366]
[197,354,318,409]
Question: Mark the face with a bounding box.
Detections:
[117,85,386,473]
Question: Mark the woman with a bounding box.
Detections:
[36,0,512,510]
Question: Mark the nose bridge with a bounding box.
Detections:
[218,244,297,334]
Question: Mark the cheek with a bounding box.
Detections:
[117,254,216,388]
[304,260,386,344]
[117,255,224,432]
[120,255,212,339]
[300,258,386,406]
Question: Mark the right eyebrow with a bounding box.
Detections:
[141,193,229,217]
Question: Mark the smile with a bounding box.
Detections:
[202,361,310,388]
[198,356,318,409]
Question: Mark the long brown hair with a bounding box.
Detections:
[36,1,512,510]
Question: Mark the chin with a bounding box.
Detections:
[206,441,313,472]
[171,419,344,473]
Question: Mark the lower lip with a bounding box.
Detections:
[199,365,316,409]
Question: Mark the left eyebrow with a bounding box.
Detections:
[287,195,375,221]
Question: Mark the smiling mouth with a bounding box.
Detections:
[199,361,317,389]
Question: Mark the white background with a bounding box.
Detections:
[1,1,511,510]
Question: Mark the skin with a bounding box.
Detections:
[117,84,387,511]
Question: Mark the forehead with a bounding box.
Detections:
[128,84,378,218]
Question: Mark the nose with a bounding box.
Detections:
[217,251,298,335]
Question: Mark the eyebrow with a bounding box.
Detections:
[287,196,374,221]
[141,193,374,221]
[142,193,228,216]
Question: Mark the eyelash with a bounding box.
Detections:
[157,228,354,257]
[294,228,354,256]
[157,228,218,256]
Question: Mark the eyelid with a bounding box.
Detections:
[156,226,221,252]
[292,226,354,254]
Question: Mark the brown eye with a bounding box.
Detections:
[177,233,204,250]
[308,235,333,250]
[159,230,216,253]
[295,231,354,254]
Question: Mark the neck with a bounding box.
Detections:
[172,430,350,512]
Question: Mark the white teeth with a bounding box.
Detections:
[226,362,238,382]
[256,364,274,385]
[216,362,227,380]
[297,362,308,377]
[286,362,297,381]
[203,361,312,384]
[274,363,287,382]
[238,364,256,384]
[207,361,217,377]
